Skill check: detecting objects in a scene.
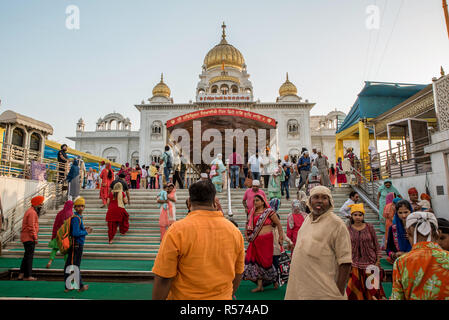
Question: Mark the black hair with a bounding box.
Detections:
[349,191,358,199]
[186,199,190,213]
[61,144,67,149]
[254,194,267,208]
[229,218,239,228]
[119,173,126,178]
[189,180,216,206]
[165,145,170,151]
[330,166,335,175]
[395,200,412,212]
[350,212,365,225]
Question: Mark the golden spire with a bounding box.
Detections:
[286,72,289,81]
[441,66,445,76]
[221,22,226,40]
[161,73,164,82]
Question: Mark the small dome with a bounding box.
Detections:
[203,23,245,71]
[152,73,171,98]
[279,73,298,97]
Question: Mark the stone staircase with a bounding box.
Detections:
[1,186,384,262]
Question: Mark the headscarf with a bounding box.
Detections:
[308,166,319,180]
[386,192,395,205]
[421,193,431,201]
[349,203,365,214]
[297,191,307,203]
[393,197,402,205]
[66,159,80,182]
[406,211,438,245]
[112,182,125,208]
[31,196,45,207]
[269,198,281,212]
[284,155,289,161]
[247,194,270,233]
[408,188,418,196]
[392,201,413,252]
[106,163,113,180]
[306,186,334,213]
[74,197,85,206]
[51,200,74,239]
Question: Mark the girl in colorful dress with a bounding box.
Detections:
[382,192,396,249]
[336,157,347,187]
[329,164,336,187]
[157,183,177,241]
[46,200,73,268]
[242,194,284,293]
[286,191,307,253]
[385,200,412,264]
[346,203,386,300]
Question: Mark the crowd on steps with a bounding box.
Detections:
[7,144,449,300]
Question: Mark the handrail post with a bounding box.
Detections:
[397,142,403,177]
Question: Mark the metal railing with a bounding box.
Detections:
[0,182,67,248]
[356,136,432,182]
[1,142,69,183]
[350,166,381,214]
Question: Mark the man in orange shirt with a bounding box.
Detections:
[152,180,245,300]
[18,195,44,281]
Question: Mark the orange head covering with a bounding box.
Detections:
[408,188,418,195]
[421,193,431,201]
[31,196,44,207]
[284,155,289,161]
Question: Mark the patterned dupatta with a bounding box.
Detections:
[247,207,274,243]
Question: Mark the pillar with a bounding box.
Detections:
[0,127,5,160]
[358,121,370,177]
[335,138,344,163]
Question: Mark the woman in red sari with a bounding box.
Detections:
[100,163,114,208]
[106,182,129,244]
[242,194,285,293]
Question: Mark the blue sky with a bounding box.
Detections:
[0,0,448,146]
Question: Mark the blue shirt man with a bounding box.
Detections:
[298,154,311,172]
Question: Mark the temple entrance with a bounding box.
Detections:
[166,108,277,172]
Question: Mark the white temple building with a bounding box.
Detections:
[68,24,357,166]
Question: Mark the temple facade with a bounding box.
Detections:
[69,24,352,166]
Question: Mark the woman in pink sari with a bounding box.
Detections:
[157,183,177,241]
[100,163,114,208]
[242,194,285,293]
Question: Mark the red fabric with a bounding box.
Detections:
[287,214,305,247]
[106,192,127,222]
[51,200,74,239]
[21,207,39,243]
[245,232,274,269]
[337,162,347,183]
[108,219,129,242]
[100,168,114,204]
[31,196,44,207]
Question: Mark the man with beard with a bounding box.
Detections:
[18,196,44,280]
[285,186,352,300]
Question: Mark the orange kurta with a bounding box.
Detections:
[21,207,39,243]
[391,242,449,300]
[100,169,114,205]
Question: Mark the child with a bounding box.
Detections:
[47,200,74,268]
[418,193,432,211]
[286,191,307,253]
[64,197,92,293]
[157,184,169,241]
[130,168,138,189]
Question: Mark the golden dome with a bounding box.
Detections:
[152,73,171,98]
[279,73,298,96]
[203,23,245,71]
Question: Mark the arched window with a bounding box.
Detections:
[12,127,25,147]
[244,88,252,94]
[151,150,162,164]
[220,84,229,95]
[231,85,238,94]
[288,119,299,135]
[197,88,205,95]
[152,121,162,134]
[30,133,41,151]
[211,85,218,94]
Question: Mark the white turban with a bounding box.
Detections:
[406,211,439,244]
[307,186,334,211]
[200,173,208,179]
[252,180,260,186]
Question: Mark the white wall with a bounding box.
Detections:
[391,172,449,220]
[0,176,45,213]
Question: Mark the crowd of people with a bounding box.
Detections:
[13,143,449,300]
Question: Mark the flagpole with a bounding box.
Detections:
[444,0,449,39]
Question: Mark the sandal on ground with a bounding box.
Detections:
[251,287,264,293]
[24,277,37,281]
[78,285,89,292]
[46,262,52,269]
